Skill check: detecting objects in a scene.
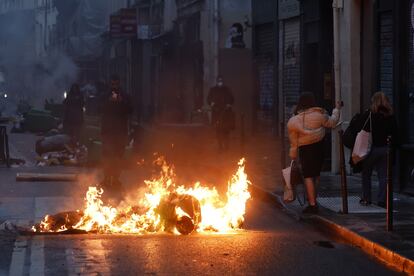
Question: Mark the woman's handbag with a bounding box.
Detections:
[352,112,372,164]
[343,113,362,149]
[282,160,302,203]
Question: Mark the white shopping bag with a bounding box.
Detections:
[282,161,296,203]
[352,113,372,164]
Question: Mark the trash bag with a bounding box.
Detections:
[35,134,72,155]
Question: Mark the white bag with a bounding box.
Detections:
[282,161,296,203]
[352,112,372,164]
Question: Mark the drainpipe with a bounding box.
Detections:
[333,0,342,102]
[332,0,343,174]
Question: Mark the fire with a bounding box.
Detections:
[33,158,251,235]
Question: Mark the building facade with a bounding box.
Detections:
[108,0,254,125]
[360,0,414,193]
[0,0,59,104]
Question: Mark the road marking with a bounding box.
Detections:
[9,237,28,276]
[29,236,44,276]
[66,239,111,275]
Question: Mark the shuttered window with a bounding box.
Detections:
[379,12,394,104]
[255,23,275,122]
[282,18,300,123]
[408,1,414,143]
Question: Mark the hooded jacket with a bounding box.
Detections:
[287,107,340,159]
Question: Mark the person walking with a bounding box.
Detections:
[63,83,84,142]
[287,92,342,214]
[207,76,235,151]
[359,92,398,208]
[101,75,133,198]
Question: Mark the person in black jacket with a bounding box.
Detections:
[63,83,84,142]
[101,75,133,197]
[359,92,398,207]
[207,76,235,151]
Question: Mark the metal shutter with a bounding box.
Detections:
[379,12,394,104]
[282,18,300,123]
[255,23,275,121]
[408,2,414,143]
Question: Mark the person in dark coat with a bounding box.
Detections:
[207,76,235,151]
[63,83,84,142]
[359,92,398,208]
[101,75,133,197]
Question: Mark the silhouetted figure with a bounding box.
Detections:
[101,75,133,198]
[207,76,235,151]
[63,83,84,142]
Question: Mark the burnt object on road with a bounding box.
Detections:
[157,193,202,235]
[32,211,84,232]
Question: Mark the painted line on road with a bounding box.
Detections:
[9,237,28,276]
[29,236,45,276]
[66,239,111,275]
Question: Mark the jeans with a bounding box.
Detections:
[361,146,388,203]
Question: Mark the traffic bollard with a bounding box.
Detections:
[386,136,393,232]
[338,130,348,214]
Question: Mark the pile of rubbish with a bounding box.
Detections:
[35,134,88,166]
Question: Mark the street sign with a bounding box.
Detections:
[110,15,122,37]
[110,8,137,38]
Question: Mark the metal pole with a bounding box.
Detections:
[386,136,393,232]
[332,0,342,174]
[338,130,348,214]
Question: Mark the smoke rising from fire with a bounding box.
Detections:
[0,10,78,107]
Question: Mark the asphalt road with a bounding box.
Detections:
[0,198,399,276]
[0,130,399,275]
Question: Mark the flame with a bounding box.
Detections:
[34,158,251,235]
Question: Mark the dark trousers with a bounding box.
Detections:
[216,128,230,151]
[361,146,387,203]
[102,136,125,182]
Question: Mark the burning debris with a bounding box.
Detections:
[33,158,251,235]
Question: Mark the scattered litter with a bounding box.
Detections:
[35,134,88,166]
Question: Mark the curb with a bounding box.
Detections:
[248,183,414,275]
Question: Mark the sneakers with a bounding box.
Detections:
[302,204,319,214]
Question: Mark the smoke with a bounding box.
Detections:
[0,9,78,108]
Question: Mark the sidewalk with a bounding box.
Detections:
[250,173,414,274]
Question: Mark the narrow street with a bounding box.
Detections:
[1,0,413,274]
[1,199,398,275]
[0,131,398,275]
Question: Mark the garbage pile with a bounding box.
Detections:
[35,134,88,166]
